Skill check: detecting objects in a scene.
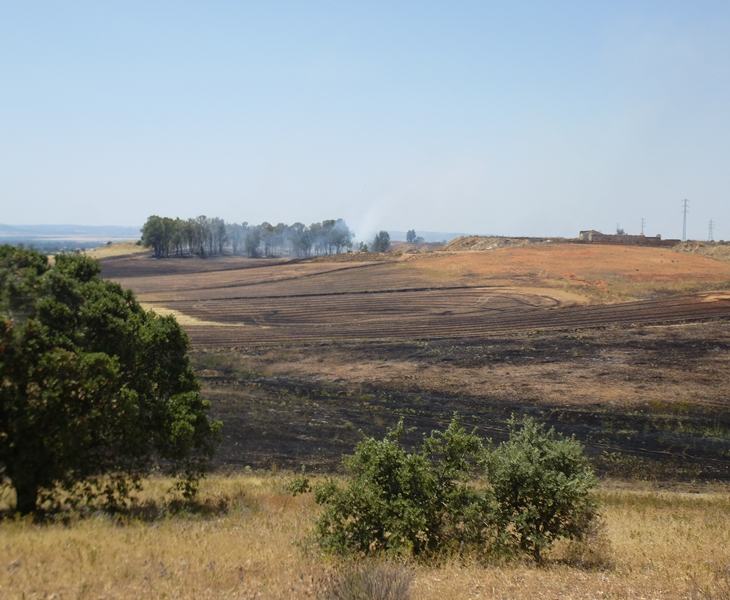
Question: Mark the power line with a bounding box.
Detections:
[640,218,646,235]
[709,219,714,242]
[682,199,690,241]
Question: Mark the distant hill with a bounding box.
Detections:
[388,231,478,243]
[0,224,141,240]
[0,224,142,253]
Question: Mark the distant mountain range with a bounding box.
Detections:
[388,231,478,243]
[0,224,141,241]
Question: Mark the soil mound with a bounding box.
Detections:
[442,236,565,251]
[675,241,730,263]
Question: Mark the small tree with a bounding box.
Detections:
[141,215,169,258]
[406,229,417,243]
[372,231,391,253]
[485,416,597,561]
[0,246,221,514]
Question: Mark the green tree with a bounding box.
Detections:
[227,222,247,255]
[372,231,391,253]
[328,219,354,254]
[211,217,228,255]
[244,225,262,257]
[406,229,417,243]
[140,215,166,257]
[0,246,221,514]
[485,416,597,561]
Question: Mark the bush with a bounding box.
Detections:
[298,415,598,562]
[485,416,598,561]
[309,417,493,558]
[321,562,413,600]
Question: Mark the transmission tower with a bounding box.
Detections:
[640,218,646,235]
[709,219,715,242]
[682,199,690,241]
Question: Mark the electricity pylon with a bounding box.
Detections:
[682,199,690,241]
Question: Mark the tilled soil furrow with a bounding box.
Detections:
[184,293,730,346]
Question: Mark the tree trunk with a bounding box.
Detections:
[13,480,38,515]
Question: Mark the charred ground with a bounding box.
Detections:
[194,321,730,482]
[100,242,730,483]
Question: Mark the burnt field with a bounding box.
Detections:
[194,321,730,482]
[101,244,730,482]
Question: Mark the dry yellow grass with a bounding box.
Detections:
[401,244,730,302]
[138,302,249,327]
[1,476,729,599]
[86,241,148,260]
[675,241,730,264]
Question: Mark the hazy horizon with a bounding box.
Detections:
[2,2,728,240]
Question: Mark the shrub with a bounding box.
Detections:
[485,416,598,561]
[309,417,493,558]
[321,562,413,600]
[297,415,598,562]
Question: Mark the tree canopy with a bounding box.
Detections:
[371,231,391,253]
[0,245,221,514]
[141,215,354,258]
[406,229,425,244]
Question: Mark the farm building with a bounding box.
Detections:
[579,230,680,247]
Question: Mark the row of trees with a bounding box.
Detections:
[141,215,355,258]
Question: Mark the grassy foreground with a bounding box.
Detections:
[1,475,729,599]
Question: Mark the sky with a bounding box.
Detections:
[1,1,729,241]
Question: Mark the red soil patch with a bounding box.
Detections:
[402,244,730,299]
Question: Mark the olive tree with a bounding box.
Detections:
[0,246,221,514]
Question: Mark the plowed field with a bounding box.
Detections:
[100,243,730,480]
[101,244,730,347]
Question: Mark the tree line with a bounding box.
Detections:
[141,215,355,259]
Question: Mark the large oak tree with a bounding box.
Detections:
[0,246,220,514]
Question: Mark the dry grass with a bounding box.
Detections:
[0,475,326,599]
[401,244,730,302]
[675,241,730,264]
[86,241,148,260]
[1,475,729,599]
[138,302,249,327]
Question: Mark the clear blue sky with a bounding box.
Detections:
[1,1,729,240]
